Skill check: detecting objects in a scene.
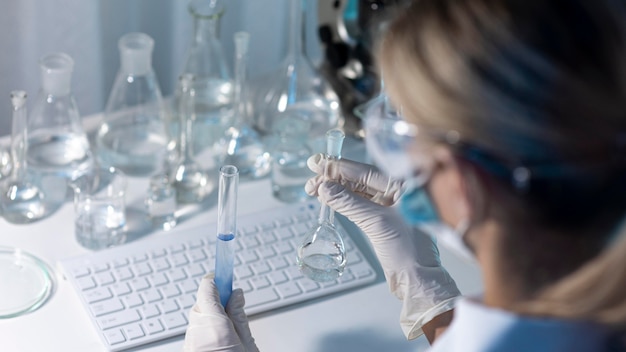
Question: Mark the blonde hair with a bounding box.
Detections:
[378,0,626,329]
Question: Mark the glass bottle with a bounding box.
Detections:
[253,0,342,148]
[296,129,347,282]
[28,53,93,181]
[173,74,212,204]
[1,91,58,224]
[218,31,271,179]
[96,32,169,177]
[269,114,313,203]
[173,0,233,158]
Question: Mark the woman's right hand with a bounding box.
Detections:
[305,153,460,340]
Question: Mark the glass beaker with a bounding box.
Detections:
[172,0,233,159]
[28,53,93,181]
[253,0,342,148]
[268,114,313,203]
[218,31,271,180]
[1,91,62,224]
[96,32,169,177]
[296,129,347,282]
[173,74,213,204]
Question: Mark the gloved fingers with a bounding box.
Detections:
[306,154,403,205]
[194,273,226,315]
[226,289,260,352]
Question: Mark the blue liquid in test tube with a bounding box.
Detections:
[214,165,239,308]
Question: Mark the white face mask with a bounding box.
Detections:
[399,181,476,262]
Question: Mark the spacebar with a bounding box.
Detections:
[245,287,280,308]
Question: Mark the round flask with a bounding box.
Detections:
[253,0,342,147]
[28,53,93,181]
[296,129,347,281]
[1,91,63,224]
[96,32,169,176]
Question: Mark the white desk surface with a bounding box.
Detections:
[0,119,483,352]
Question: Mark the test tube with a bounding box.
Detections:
[214,165,239,308]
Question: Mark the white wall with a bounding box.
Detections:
[0,0,323,136]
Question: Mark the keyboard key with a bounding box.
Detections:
[143,318,164,335]
[251,261,271,275]
[162,312,187,330]
[110,282,131,296]
[275,282,302,298]
[245,287,280,308]
[268,271,288,285]
[123,324,145,340]
[91,298,125,317]
[298,280,320,293]
[129,278,151,292]
[140,304,160,319]
[250,276,271,289]
[142,290,163,303]
[104,329,126,345]
[234,265,253,279]
[158,300,179,314]
[123,294,143,308]
[98,310,141,330]
[85,287,113,304]
[135,262,152,276]
[77,276,97,291]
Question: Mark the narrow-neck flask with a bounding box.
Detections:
[219,32,271,179]
[173,74,212,204]
[172,0,233,157]
[296,129,347,282]
[253,0,342,145]
[97,32,169,177]
[28,53,93,181]
[1,91,56,223]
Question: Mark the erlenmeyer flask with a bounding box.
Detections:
[172,0,233,159]
[173,74,212,204]
[218,31,271,179]
[96,32,169,177]
[28,53,93,181]
[253,0,342,148]
[296,129,347,282]
[1,91,58,223]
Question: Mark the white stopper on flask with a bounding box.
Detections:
[39,53,74,96]
[119,32,154,76]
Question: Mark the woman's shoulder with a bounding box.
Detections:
[428,297,624,352]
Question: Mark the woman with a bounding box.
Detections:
[183,0,626,350]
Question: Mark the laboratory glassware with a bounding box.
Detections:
[145,172,177,231]
[71,166,127,250]
[269,114,313,203]
[214,164,239,307]
[0,246,55,319]
[28,53,93,181]
[296,129,347,282]
[96,32,169,177]
[173,74,212,204]
[172,0,233,157]
[218,31,271,179]
[253,0,342,145]
[0,91,59,224]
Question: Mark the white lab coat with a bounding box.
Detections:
[428,298,618,352]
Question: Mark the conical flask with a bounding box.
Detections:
[253,0,342,149]
[96,32,169,177]
[171,0,233,159]
[218,31,271,179]
[296,129,347,282]
[28,53,93,181]
[1,91,60,223]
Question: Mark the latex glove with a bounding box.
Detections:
[183,274,259,352]
[305,153,461,340]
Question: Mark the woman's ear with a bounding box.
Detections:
[428,146,487,228]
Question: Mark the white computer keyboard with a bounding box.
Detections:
[59,200,378,351]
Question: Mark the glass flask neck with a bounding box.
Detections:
[178,74,196,161]
[193,16,219,44]
[119,32,154,76]
[39,52,74,96]
[189,0,224,45]
[286,0,307,63]
[10,91,28,180]
[233,32,249,126]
